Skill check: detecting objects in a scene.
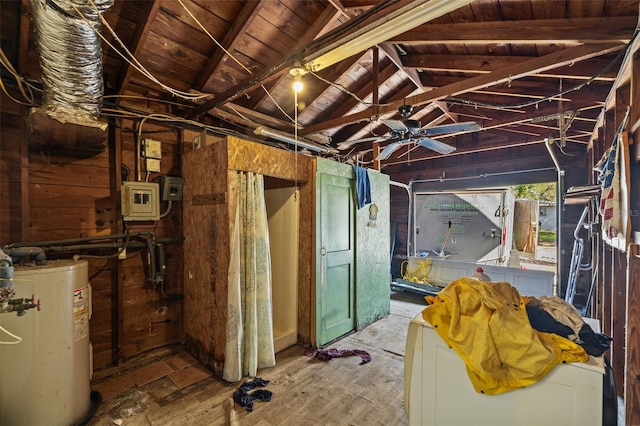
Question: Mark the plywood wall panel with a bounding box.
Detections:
[183,137,315,375]
[296,162,315,346]
[182,140,229,374]
[227,136,312,182]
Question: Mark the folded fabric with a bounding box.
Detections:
[422,277,588,395]
[525,295,612,357]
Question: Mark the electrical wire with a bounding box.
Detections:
[177,0,295,124]
[0,325,23,345]
[0,77,32,106]
[177,0,250,73]
[101,108,250,140]
[308,68,393,108]
[64,0,212,102]
[443,31,637,111]
[0,47,38,102]
[103,94,194,108]
[73,228,130,260]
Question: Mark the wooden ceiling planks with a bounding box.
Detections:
[301,42,627,134]
[4,0,638,168]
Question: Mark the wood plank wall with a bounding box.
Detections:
[0,92,185,370]
[115,116,183,366]
[588,47,639,421]
[627,248,640,426]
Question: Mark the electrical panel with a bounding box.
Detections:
[161,176,184,201]
[121,181,160,221]
[142,139,162,158]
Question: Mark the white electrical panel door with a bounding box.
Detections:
[121,182,160,221]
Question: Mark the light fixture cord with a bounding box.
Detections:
[294,89,298,201]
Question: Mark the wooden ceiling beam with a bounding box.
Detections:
[245,5,344,110]
[18,0,30,74]
[193,0,264,91]
[115,0,161,96]
[215,102,291,130]
[380,43,457,125]
[331,82,419,143]
[447,89,609,108]
[187,3,342,119]
[303,59,398,125]
[380,44,422,89]
[404,54,619,81]
[302,43,626,135]
[381,136,556,167]
[460,101,606,137]
[390,16,637,45]
[420,74,614,99]
[384,144,556,180]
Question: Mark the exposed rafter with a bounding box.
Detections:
[390,16,638,45]
[301,43,626,135]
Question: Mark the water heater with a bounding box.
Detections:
[0,259,92,425]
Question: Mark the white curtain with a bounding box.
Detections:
[224,171,275,382]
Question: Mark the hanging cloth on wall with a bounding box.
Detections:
[593,107,630,246]
[352,165,371,209]
[224,171,276,382]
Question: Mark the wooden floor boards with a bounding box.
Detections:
[88,291,427,426]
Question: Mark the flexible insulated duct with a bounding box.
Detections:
[28,0,113,155]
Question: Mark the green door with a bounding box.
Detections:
[317,173,355,345]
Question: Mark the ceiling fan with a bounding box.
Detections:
[337,105,481,160]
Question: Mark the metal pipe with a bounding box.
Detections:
[390,180,412,259]
[30,0,113,119]
[2,247,47,265]
[254,127,334,154]
[409,167,556,185]
[545,138,564,296]
[29,237,183,253]
[5,232,158,248]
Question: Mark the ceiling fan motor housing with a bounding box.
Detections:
[405,119,421,133]
[399,104,413,117]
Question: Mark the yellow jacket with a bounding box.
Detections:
[422,277,588,395]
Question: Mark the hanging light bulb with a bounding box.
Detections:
[289,67,306,93]
[293,74,303,93]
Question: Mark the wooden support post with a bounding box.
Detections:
[373,142,381,171]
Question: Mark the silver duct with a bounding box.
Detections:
[30,0,112,126]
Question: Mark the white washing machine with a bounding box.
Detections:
[404,313,604,426]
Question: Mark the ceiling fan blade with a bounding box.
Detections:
[337,135,388,150]
[415,137,456,154]
[376,141,404,160]
[381,119,408,133]
[419,121,481,136]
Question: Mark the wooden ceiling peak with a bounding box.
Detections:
[4,0,637,169]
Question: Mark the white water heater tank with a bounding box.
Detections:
[0,259,92,425]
